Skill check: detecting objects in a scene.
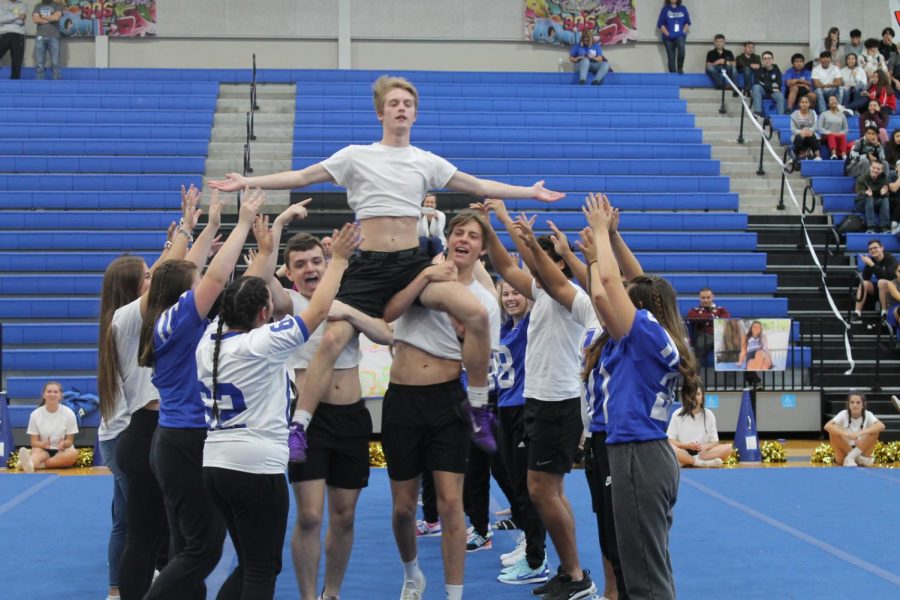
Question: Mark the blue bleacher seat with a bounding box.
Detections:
[0,231,164,251]
[0,191,180,210]
[3,348,97,370]
[0,156,206,174]
[496,231,756,252]
[294,112,696,129]
[491,213,746,231]
[0,251,157,271]
[0,140,209,157]
[0,211,179,230]
[507,193,738,212]
[809,177,854,194]
[296,96,688,114]
[294,82,682,100]
[800,161,848,177]
[677,297,788,318]
[0,125,212,140]
[7,376,98,399]
[0,94,217,111]
[0,174,203,192]
[0,109,213,126]
[0,298,99,318]
[846,233,900,252]
[0,275,102,295]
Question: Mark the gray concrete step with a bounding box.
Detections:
[214,112,295,126]
[218,84,297,101]
[215,98,295,114]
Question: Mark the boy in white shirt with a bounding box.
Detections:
[812,50,844,113]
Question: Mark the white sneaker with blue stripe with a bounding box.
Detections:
[497,556,550,585]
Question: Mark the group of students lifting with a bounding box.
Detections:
[96,76,702,600]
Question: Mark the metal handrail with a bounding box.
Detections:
[801,183,817,214]
[243,54,259,176]
[821,223,841,275]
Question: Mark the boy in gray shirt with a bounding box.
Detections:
[32,0,62,80]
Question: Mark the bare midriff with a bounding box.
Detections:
[358,216,419,252]
[389,341,461,386]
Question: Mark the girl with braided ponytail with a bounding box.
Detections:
[196,218,360,599]
[583,193,698,600]
[139,188,266,600]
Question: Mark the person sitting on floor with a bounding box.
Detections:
[791,95,822,161]
[17,381,79,472]
[824,392,885,467]
[667,388,733,468]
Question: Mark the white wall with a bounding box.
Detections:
[0,0,894,73]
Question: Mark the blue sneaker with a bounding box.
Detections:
[498,556,550,585]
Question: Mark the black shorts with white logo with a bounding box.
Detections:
[381,379,471,481]
[523,397,583,475]
[334,247,433,317]
[288,400,372,489]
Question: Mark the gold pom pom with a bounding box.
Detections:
[722,447,740,466]
[74,447,94,468]
[810,443,835,465]
[760,440,787,463]
[369,441,386,468]
[872,441,899,464]
[7,448,20,470]
[889,441,900,464]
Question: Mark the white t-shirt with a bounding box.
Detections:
[393,278,500,360]
[830,409,877,439]
[320,143,457,220]
[812,63,842,85]
[666,408,719,444]
[286,289,361,370]
[99,297,159,440]
[524,281,595,401]
[27,405,79,450]
[199,315,311,474]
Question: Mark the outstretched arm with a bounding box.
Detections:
[512,216,578,311]
[327,301,394,345]
[606,202,644,281]
[448,171,564,202]
[208,163,335,193]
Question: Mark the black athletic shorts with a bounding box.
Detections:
[523,397,583,475]
[381,380,471,481]
[334,247,432,317]
[288,400,372,489]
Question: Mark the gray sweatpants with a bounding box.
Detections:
[608,438,679,600]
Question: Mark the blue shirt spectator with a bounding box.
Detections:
[568,29,610,85]
[657,0,691,73]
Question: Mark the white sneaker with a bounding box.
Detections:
[414,519,441,537]
[814,156,823,161]
[692,456,724,468]
[856,454,875,467]
[891,395,900,414]
[892,222,900,234]
[399,575,425,600]
[501,543,527,567]
[843,447,861,467]
[18,447,34,473]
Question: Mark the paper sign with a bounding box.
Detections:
[745,436,758,450]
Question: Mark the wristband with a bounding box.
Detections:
[176,228,194,244]
[164,240,173,250]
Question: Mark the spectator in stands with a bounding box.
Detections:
[818,95,850,160]
[686,287,730,367]
[824,392,884,467]
[705,34,738,95]
[790,96,822,161]
[751,51,785,116]
[735,41,761,96]
[815,27,844,68]
[812,51,844,114]
[841,53,868,113]
[320,234,333,263]
[784,53,816,111]
[868,69,897,115]
[31,0,62,80]
[883,129,900,174]
[16,381,79,472]
[861,38,888,80]
[657,0,690,74]
[858,100,890,144]
[0,0,27,79]
[842,29,864,62]
[417,192,447,257]
[854,161,891,233]
[883,263,900,333]
[569,29,610,85]
[848,125,887,180]
[879,28,898,65]
[853,239,899,323]
[667,388,733,468]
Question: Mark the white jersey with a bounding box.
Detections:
[320,143,457,220]
[99,297,159,439]
[198,315,311,474]
[579,320,603,435]
[393,278,501,359]
[286,289,361,370]
[525,281,595,401]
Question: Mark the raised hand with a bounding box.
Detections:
[238,187,267,225]
[206,189,225,230]
[582,192,612,231]
[576,227,597,263]
[242,248,258,268]
[274,198,312,227]
[165,221,177,243]
[181,184,202,231]
[208,172,247,193]
[547,219,572,256]
[330,222,362,261]
[484,198,512,223]
[511,215,539,250]
[251,214,274,255]
[207,234,224,258]
[530,180,565,203]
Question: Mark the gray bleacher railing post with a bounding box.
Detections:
[251,54,260,112]
[737,94,749,144]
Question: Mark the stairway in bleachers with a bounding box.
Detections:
[0,75,213,439]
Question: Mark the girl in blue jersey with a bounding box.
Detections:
[197,219,357,600]
[584,193,699,600]
[137,189,266,600]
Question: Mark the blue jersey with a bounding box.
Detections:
[784,67,812,87]
[591,310,680,444]
[657,5,691,40]
[152,290,210,429]
[570,41,604,60]
[581,325,605,432]
[495,314,529,408]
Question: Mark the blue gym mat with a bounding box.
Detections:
[0,468,897,599]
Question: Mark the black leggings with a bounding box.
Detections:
[116,408,169,600]
[793,133,821,156]
[586,432,629,599]
[146,427,225,600]
[204,467,290,600]
[498,405,546,568]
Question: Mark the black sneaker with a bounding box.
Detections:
[531,566,565,596]
[849,312,862,325]
[494,517,518,531]
[542,570,597,600]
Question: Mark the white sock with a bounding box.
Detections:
[403,558,423,582]
[692,455,708,467]
[846,447,862,462]
[467,386,488,408]
[445,584,463,600]
[294,409,312,428]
